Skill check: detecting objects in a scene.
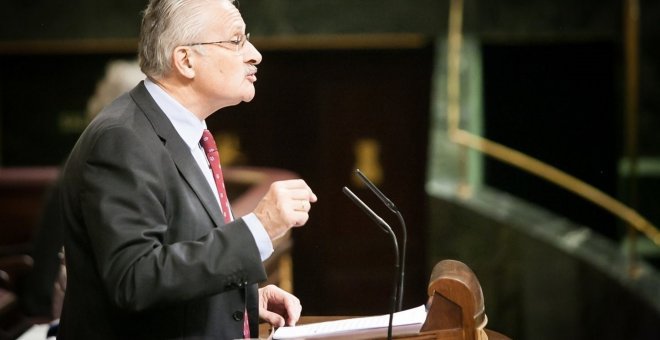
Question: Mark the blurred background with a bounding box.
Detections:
[1,0,659,339]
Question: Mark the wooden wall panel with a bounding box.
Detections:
[210,47,434,315]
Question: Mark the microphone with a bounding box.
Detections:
[342,187,399,340]
[354,169,407,312]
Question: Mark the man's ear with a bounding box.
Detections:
[172,46,196,79]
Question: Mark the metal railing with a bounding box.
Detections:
[444,0,660,257]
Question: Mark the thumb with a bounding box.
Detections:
[260,309,286,327]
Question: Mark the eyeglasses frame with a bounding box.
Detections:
[185,33,250,53]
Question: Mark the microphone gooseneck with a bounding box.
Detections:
[342,187,399,340]
[355,169,407,312]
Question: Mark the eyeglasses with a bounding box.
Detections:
[186,33,250,53]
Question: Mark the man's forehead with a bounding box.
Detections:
[213,1,245,32]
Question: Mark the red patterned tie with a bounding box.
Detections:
[200,130,232,223]
[199,130,250,338]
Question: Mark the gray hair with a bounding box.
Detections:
[138,0,236,78]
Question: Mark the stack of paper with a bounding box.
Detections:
[272,305,427,339]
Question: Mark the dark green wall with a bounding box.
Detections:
[0,0,147,40]
[0,0,622,40]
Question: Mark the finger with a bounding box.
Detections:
[284,298,302,326]
[292,199,310,212]
[287,188,316,200]
[278,180,317,202]
[277,179,309,189]
[260,309,285,328]
[274,209,308,228]
[291,211,310,227]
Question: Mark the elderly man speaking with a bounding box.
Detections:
[56,0,317,339]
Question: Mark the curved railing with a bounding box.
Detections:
[444,0,660,248]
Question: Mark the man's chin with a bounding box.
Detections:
[242,92,256,103]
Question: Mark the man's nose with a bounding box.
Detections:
[244,41,262,65]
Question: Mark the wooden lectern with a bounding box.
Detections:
[260,259,509,339]
[415,259,508,340]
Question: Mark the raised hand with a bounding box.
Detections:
[253,179,317,240]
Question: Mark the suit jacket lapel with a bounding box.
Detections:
[129,82,225,228]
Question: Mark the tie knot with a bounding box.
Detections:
[200,129,218,153]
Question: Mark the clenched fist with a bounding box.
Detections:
[253,179,317,240]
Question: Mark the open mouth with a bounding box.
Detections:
[246,67,258,82]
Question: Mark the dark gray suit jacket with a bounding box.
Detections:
[57,82,267,339]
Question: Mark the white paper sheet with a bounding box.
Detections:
[16,324,49,340]
[272,304,427,339]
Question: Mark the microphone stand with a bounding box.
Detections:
[355,169,407,312]
[342,187,399,340]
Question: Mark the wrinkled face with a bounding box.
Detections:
[191,0,262,109]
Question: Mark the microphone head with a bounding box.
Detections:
[355,169,398,212]
[342,186,392,235]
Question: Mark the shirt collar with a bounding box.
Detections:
[144,78,206,149]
